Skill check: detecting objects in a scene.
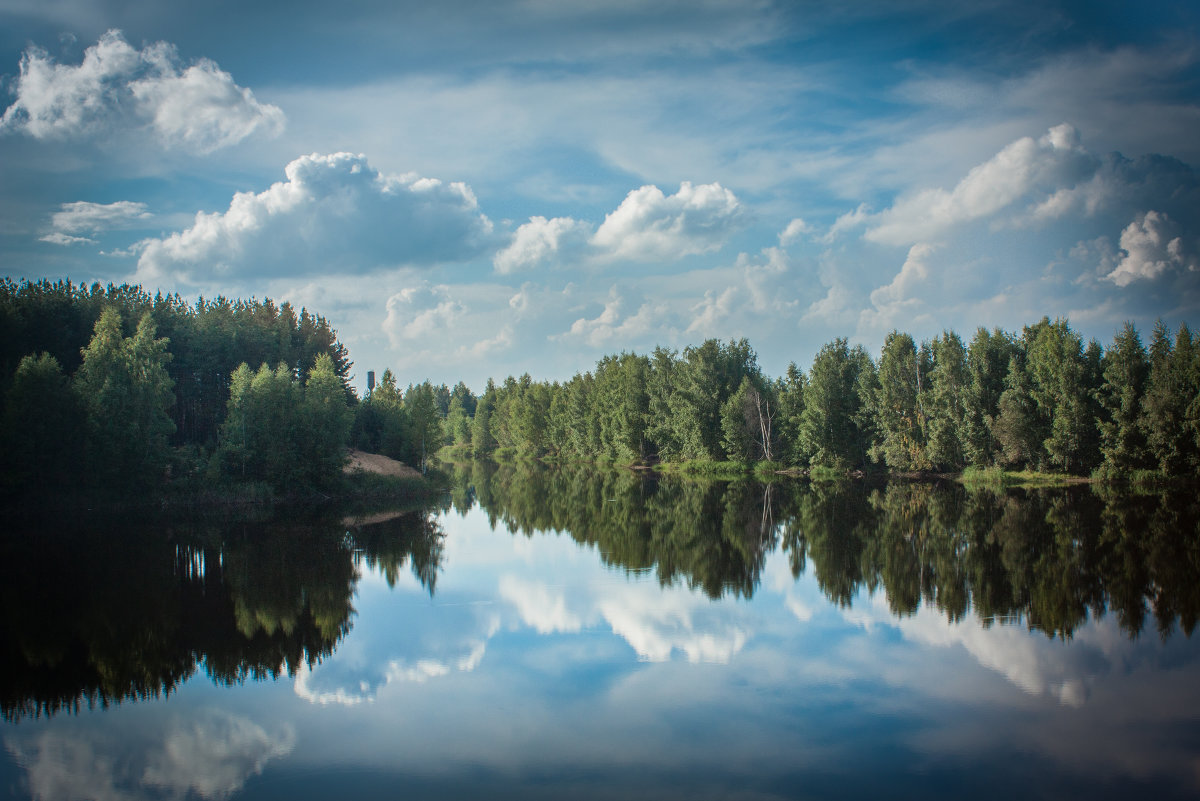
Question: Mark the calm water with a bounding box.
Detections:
[3,464,1200,800]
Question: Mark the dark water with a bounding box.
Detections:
[3,464,1199,800]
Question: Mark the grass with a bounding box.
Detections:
[958,465,1085,489]
[807,464,849,482]
[653,459,753,478]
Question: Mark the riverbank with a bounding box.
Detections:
[436,447,1197,490]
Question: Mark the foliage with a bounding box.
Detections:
[74,310,176,489]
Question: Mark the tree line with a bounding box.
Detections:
[1,279,354,496]
[5,276,1196,494]
[432,318,1200,479]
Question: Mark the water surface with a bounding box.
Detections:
[3,465,1199,800]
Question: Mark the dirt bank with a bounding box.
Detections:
[343,449,423,479]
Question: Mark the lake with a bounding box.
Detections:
[3,463,1199,800]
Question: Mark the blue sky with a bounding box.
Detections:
[2,1,1198,392]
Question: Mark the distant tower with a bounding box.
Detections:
[367,370,375,399]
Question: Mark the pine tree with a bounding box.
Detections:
[1098,322,1151,474]
[1,352,84,491]
[992,353,1042,469]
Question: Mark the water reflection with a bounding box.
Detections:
[449,461,1200,641]
[8,710,294,801]
[2,468,1200,800]
[0,507,444,722]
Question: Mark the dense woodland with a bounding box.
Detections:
[3,278,1199,500]
[428,318,1200,480]
[1,279,355,496]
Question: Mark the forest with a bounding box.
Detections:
[0,278,355,497]
[426,319,1200,481]
[3,278,1199,502]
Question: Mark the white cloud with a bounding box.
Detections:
[591,181,743,262]
[0,30,284,153]
[136,152,494,283]
[493,215,591,274]
[779,217,812,246]
[857,243,939,338]
[1104,210,1197,287]
[383,284,466,345]
[864,124,1091,246]
[562,288,665,348]
[868,242,936,309]
[823,203,871,243]
[39,232,94,246]
[495,181,743,274]
[51,200,151,233]
[687,286,738,335]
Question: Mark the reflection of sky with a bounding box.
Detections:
[5,504,1200,800]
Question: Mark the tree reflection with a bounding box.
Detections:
[453,462,1200,643]
[0,505,444,721]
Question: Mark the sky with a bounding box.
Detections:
[2,0,1199,393]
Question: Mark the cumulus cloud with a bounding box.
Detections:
[779,217,812,246]
[383,284,467,346]
[562,288,666,348]
[0,29,284,152]
[591,181,743,262]
[495,182,744,273]
[493,215,591,274]
[136,152,494,282]
[1104,210,1197,286]
[855,243,939,337]
[864,124,1092,246]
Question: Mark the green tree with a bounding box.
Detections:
[1140,322,1198,476]
[215,362,303,489]
[962,328,1016,466]
[1023,318,1100,473]
[720,376,778,462]
[925,331,968,470]
[871,331,928,470]
[471,380,497,455]
[300,353,353,487]
[404,381,443,468]
[798,339,873,469]
[991,353,1042,468]
[776,362,807,466]
[75,310,176,489]
[445,394,472,447]
[1097,322,1151,474]
[1,353,84,491]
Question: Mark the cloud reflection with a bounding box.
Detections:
[5,709,294,801]
[843,592,1104,706]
